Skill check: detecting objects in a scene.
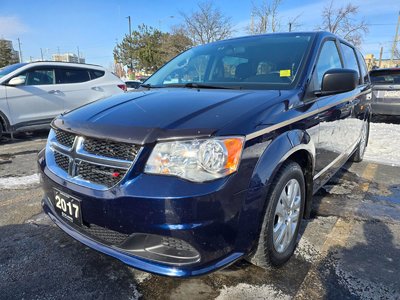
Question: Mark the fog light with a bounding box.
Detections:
[119,233,200,265]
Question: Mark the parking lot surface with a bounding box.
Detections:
[0,128,399,300]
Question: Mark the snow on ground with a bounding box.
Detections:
[364,123,400,167]
[0,174,40,189]
[216,283,290,300]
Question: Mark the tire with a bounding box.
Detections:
[0,121,3,140]
[249,161,306,269]
[351,120,369,163]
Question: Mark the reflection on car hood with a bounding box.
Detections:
[53,88,288,144]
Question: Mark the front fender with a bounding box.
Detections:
[235,129,316,253]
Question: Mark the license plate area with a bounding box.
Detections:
[53,189,83,227]
[383,90,400,98]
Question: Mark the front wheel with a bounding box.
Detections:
[249,161,305,269]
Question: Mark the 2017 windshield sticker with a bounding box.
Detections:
[280,69,291,77]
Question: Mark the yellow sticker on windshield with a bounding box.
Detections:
[280,69,291,77]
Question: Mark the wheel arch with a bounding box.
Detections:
[244,129,316,265]
[0,110,11,133]
[242,129,316,252]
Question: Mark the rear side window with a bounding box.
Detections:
[89,69,105,79]
[315,40,342,89]
[356,51,369,84]
[24,69,55,85]
[370,70,400,84]
[341,43,360,83]
[57,68,90,84]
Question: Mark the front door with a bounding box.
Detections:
[311,39,345,182]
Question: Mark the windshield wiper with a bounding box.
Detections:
[140,83,165,89]
[164,82,242,90]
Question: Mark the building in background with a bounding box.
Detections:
[0,39,20,62]
[52,53,85,63]
[365,54,400,70]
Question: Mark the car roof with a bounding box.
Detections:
[22,61,105,70]
[207,31,336,43]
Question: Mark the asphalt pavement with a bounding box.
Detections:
[0,130,399,300]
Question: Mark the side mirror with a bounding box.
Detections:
[317,69,358,96]
[8,76,26,86]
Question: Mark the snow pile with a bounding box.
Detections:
[0,174,40,189]
[364,123,400,166]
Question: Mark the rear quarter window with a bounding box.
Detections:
[89,70,105,79]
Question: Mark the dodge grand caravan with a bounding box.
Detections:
[38,32,371,277]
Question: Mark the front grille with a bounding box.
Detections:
[55,130,76,148]
[49,129,140,189]
[77,161,127,188]
[83,224,130,245]
[83,138,139,161]
[54,152,69,172]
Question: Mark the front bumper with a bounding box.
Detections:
[38,151,257,277]
[42,196,243,277]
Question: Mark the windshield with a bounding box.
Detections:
[0,63,27,79]
[370,70,400,85]
[145,33,313,90]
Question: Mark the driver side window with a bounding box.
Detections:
[21,68,55,86]
[315,41,342,89]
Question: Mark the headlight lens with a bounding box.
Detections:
[144,137,244,182]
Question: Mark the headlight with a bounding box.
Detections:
[144,137,244,182]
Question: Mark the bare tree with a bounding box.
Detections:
[180,1,233,45]
[248,0,283,34]
[287,13,302,32]
[318,1,368,46]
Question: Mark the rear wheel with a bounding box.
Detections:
[249,161,305,269]
[351,120,369,162]
[0,121,3,140]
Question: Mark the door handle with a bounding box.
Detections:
[48,90,62,95]
[91,86,102,91]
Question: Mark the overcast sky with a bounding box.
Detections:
[0,0,399,68]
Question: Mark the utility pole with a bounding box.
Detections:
[289,23,292,32]
[77,46,80,63]
[391,11,400,64]
[126,16,133,72]
[40,48,44,61]
[250,13,254,34]
[17,38,22,62]
[379,46,383,68]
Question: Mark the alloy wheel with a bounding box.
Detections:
[273,178,301,253]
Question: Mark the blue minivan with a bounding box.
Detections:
[38,32,371,277]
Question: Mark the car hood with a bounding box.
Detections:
[54,88,292,144]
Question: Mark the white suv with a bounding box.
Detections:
[0,61,126,137]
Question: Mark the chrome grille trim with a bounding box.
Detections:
[46,129,142,190]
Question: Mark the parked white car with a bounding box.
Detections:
[0,61,126,137]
